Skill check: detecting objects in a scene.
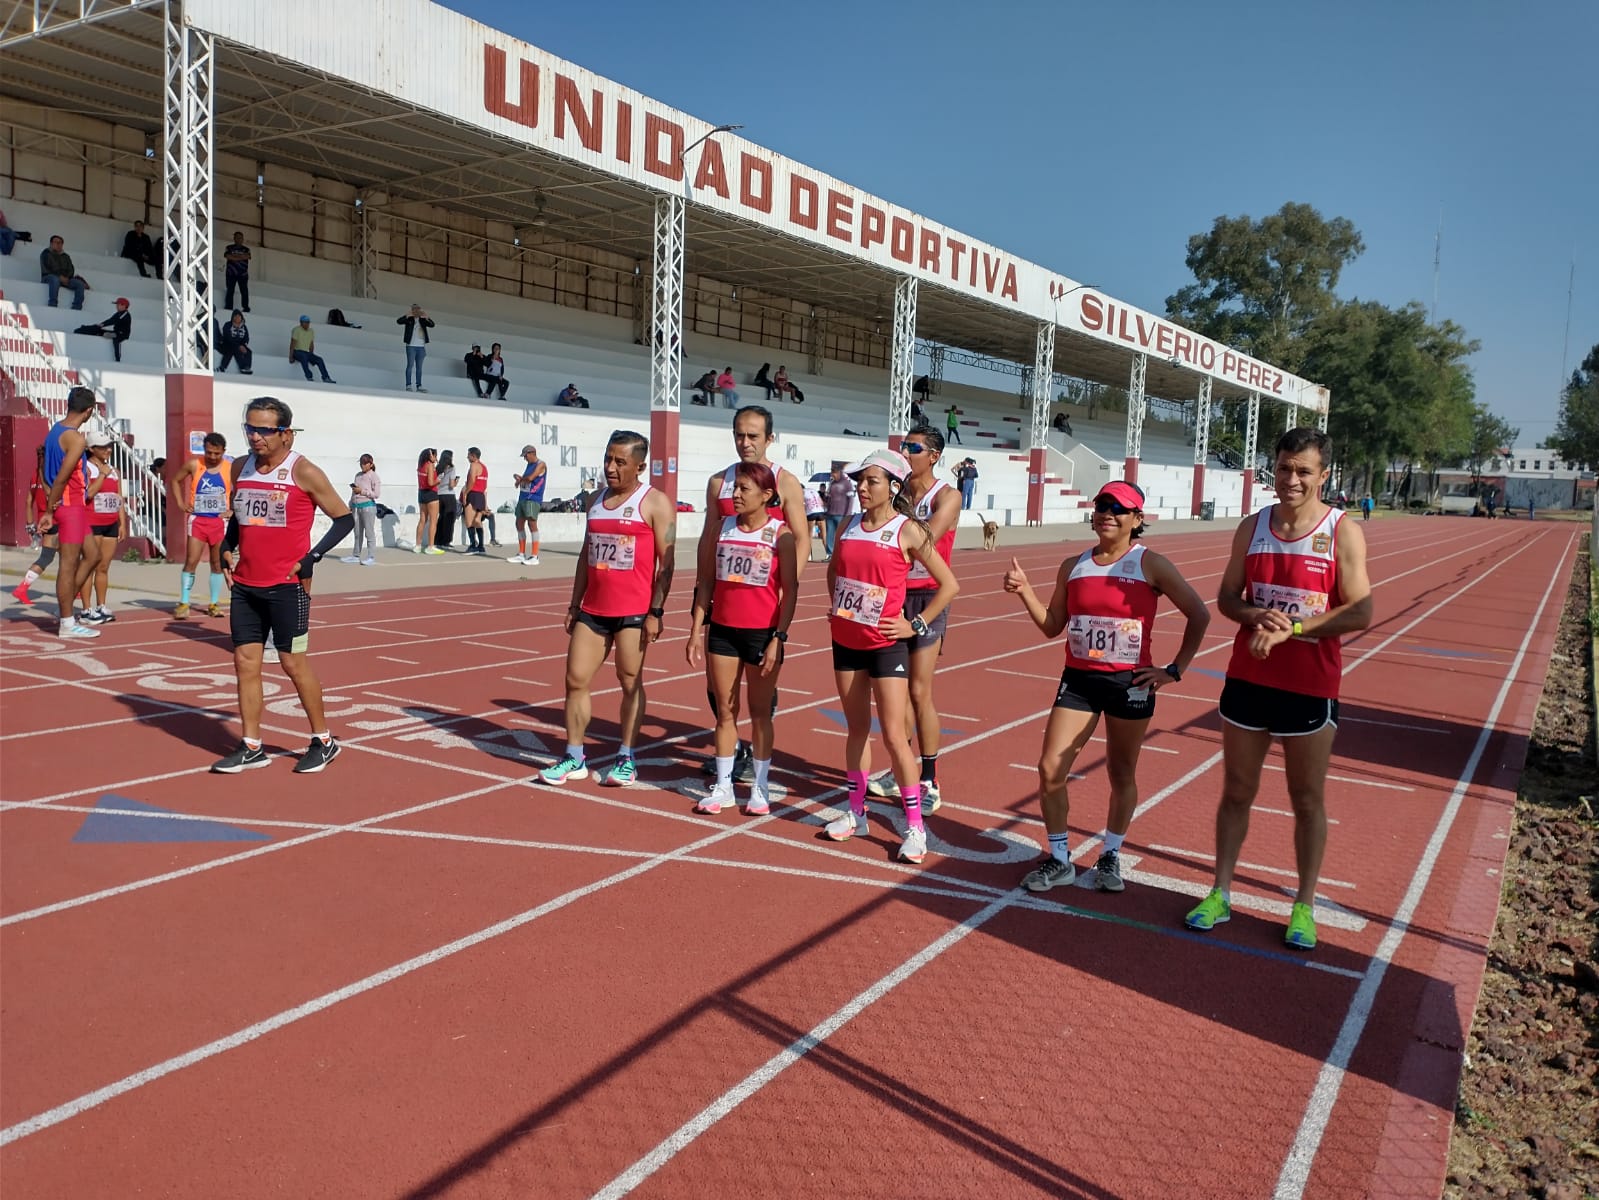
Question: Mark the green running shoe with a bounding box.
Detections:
[1284,902,1318,950]
[600,758,637,787]
[1184,888,1231,931]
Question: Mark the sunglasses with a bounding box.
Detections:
[1093,498,1136,515]
[242,423,286,437]
[901,441,927,455]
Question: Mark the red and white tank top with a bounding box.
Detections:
[716,462,786,518]
[712,515,784,629]
[232,450,317,587]
[469,462,488,494]
[829,513,909,651]
[1227,505,1344,699]
[1064,544,1158,672]
[30,470,48,520]
[906,478,956,590]
[582,481,656,618]
[87,462,121,521]
[417,462,435,490]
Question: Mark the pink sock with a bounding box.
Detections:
[847,770,868,816]
[903,783,924,830]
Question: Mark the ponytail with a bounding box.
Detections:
[890,483,936,553]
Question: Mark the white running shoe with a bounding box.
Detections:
[922,781,942,814]
[58,620,101,639]
[525,556,540,566]
[506,553,526,564]
[866,772,901,799]
[263,646,280,663]
[340,555,361,564]
[824,809,868,842]
[411,544,422,555]
[361,557,375,566]
[695,781,734,815]
[899,824,928,864]
[745,784,771,816]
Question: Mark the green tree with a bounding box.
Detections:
[1166,202,1365,370]
[1465,403,1519,487]
[1549,344,1599,470]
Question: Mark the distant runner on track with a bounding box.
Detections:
[169,432,232,618]
[1184,427,1373,950]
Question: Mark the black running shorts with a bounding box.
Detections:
[576,610,646,639]
[707,622,780,666]
[231,581,311,652]
[832,638,912,679]
[1219,677,1339,737]
[1053,666,1155,721]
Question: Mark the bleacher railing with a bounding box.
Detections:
[0,304,167,556]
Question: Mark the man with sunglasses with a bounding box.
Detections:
[867,425,962,811]
[211,398,354,774]
[695,405,811,783]
[1184,426,1373,950]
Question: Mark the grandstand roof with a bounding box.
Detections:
[0,0,1328,413]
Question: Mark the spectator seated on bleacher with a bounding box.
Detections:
[289,315,336,384]
[556,383,589,409]
[120,221,162,278]
[217,310,254,374]
[40,234,89,309]
[913,374,931,400]
[1052,411,1073,436]
[716,367,739,409]
[0,207,31,256]
[773,364,805,403]
[464,345,489,397]
[910,399,927,427]
[753,362,778,403]
[690,369,718,405]
[74,297,131,362]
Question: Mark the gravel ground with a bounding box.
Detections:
[1446,538,1599,1200]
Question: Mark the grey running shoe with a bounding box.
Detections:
[1021,856,1076,892]
[212,743,270,773]
[1093,850,1125,893]
[292,737,341,774]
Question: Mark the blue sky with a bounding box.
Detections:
[455,0,1597,443]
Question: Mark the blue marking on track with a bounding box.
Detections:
[72,795,271,844]
[1190,666,1227,680]
[819,708,960,737]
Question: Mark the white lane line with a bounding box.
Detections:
[589,892,1021,1200]
[142,651,196,664]
[1336,715,1446,734]
[649,701,701,713]
[462,640,516,654]
[1257,806,1341,825]
[377,656,416,665]
[812,728,848,737]
[433,598,492,609]
[988,667,1058,683]
[501,676,543,687]
[358,626,426,640]
[1274,530,1575,1198]
[1144,844,1356,890]
[1261,764,1414,793]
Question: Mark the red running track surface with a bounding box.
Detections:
[0,516,1576,1199]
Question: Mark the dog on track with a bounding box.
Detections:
[981,513,999,551]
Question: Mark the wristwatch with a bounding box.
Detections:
[773,630,789,643]
[648,607,666,619]
[909,614,929,637]
[1291,619,1304,636]
[1164,662,1182,682]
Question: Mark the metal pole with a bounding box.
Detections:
[1190,375,1211,518]
[888,275,917,442]
[1026,319,1055,524]
[1123,352,1146,485]
[647,193,685,504]
[1242,390,1260,513]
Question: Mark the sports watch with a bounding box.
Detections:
[773,630,789,643]
[648,607,665,619]
[1164,662,1183,682]
[909,614,930,637]
[1291,619,1304,636]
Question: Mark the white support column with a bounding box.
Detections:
[1242,390,1260,512]
[1316,405,1329,433]
[1026,319,1056,524]
[1190,375,1212,518]
[888,275,917,440]
[351,194,375,300]
[1285,402,1298,432]
[648,193,685,503]
[1123,352,1147,484]
[161,0,212,374]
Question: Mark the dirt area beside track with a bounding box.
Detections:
[1446,538,1599,1200]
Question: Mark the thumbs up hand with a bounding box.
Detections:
[1003,556,1029,594]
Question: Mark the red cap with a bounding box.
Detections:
[115,297,130,307]
[1094,481,1145,510]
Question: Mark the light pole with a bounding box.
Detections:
[681,122,744,162]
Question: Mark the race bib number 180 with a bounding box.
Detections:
[716,543,773,587]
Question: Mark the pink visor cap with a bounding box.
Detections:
[845,448,912,483]
[1095,481,1146,510]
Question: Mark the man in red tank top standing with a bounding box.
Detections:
[1185,427,1373,950]
[541,431,677,788]
[694,406,811,782]
[211,397,354,775]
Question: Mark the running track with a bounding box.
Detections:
[0,516,1575,1198]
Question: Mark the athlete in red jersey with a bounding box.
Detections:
[11,446,59,607]
[460,446,490,554]
[687,460,799,816]
[541,430,676,789]
[867,424,964,812]
[1185,426,1373,950]
[168,432,232,618]
[1005,480,1209,894]
[414,448,441,554]
[694,405,812,783]
[37,386,105,638]
[211,397,354,775]
[822,448,957,865]
[78,431,127,623]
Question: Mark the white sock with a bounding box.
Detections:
[715,755,734,787]
[1101,831,1125,855]
[311,731,332,744]
[753,758,772,791]
[1047,831,1070,864]
[21,569,40,587]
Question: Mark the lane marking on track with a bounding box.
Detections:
[501,676,543,687]
[650,701,701,713]
[1337,715,1447,734]
[1274,529,1576,1199]
[462,640,513,653]
[1258,806,1341,825]
[358,626,426,640]
[1144,844,1357,890]
[989,668,1059,683]
[1262,764,1414,792]
[377,656,416,665]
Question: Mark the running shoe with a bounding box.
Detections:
[865,771,901,799]
[340,555,361,564]
[212,742,270,773]
[1021,856,1075,892]
[1093,849,1125,893]
[293,737,341,774]
[540,755,589,785]
[600,758,637,787]
[412,545,422,555]
[525,556,540,566]
[77,608,111,625]
[695,781,734,815]
[899,824,928,864]
[922,781,942,814]
[92,607,116,623]
[57,620,101,640]
[1184,888,1232,931]
[424,546,446,555]
[174,601,191,618]
[361,557,375,566]
[263,646,280,664]
[506,553,527,564]
[1284,902,1318,950]
[206,603,223,618]
[11,583,30,605]
[824,809,869,841]
[745,785,771,816]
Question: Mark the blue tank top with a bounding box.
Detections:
[43,420,87,504]
[519,465,547,502]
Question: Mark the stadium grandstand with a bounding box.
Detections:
[0,0,1328,555]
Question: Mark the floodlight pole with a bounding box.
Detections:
[887,275,917,448]
[1026,319,1056,525]
[1190,374,1212,518]
[648,192,685,504]
[1123,352,1147,486]
[161,0,214,561]
[1242,390,1260,513]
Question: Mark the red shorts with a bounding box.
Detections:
[189,514,225,546]
[52,503,90,545]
